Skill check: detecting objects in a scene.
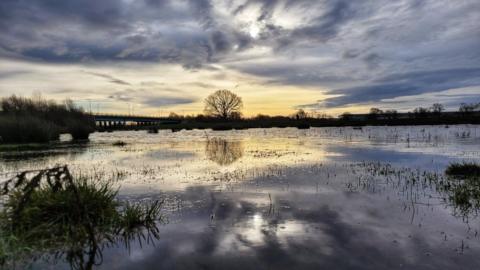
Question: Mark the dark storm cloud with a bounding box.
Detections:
[0,0,368,65]
[321,68,480,107]
[0,0,253,68]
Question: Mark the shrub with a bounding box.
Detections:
[66,119,94,140]
[1,95,94,143]
[0,115,60,143]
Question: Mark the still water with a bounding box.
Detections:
[1,125,480,269]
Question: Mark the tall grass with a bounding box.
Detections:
[0,166,162,268]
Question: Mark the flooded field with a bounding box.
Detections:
[1,125,480,269]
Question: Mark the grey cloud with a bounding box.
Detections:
[290,0,358,42]
[0,0,252,68]
[140,81,166,87]
[230,60,356,87]
[108,90,135,102]
[342,49,361,59]
[181,82,217,89]
[108,88,196,107]
[362,53,382,69]
[0,70,31,79]
[320,68,480,107]
[143,96,197,107]
[0,0,374,67]
[83,71,131,86]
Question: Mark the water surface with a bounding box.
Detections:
[1,125,480,269]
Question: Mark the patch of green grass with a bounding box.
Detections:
[445,162,480,177]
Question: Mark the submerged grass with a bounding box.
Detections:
[356,161,480,218]
[0,166,163,269]
[445,162,480,177]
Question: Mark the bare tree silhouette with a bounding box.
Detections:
[204,90,243,120]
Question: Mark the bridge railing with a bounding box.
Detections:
[90,113,170,120]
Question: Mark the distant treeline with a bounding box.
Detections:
[145,103,480,131]
[0,95,94,143]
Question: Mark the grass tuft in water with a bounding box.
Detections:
[445,162,480,177]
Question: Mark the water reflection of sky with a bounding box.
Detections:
[101,177,480,270]
[2,125,480,269]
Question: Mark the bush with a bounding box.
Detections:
[1,95,95,143]
[0,115,60,143]
[66,119,94,140]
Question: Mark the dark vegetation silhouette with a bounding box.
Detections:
[0,95,94,143]
[446,162,480,177]
[2,93,479,137]
[204,90,243,120]
[147,102,480,132]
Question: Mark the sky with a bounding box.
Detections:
[0,0,479,116]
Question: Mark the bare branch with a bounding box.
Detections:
[204,90,243,120]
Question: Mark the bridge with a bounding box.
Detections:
[92,114,180,128]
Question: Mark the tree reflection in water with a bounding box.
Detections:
[205,138,243,166]
[0,166,163,270]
